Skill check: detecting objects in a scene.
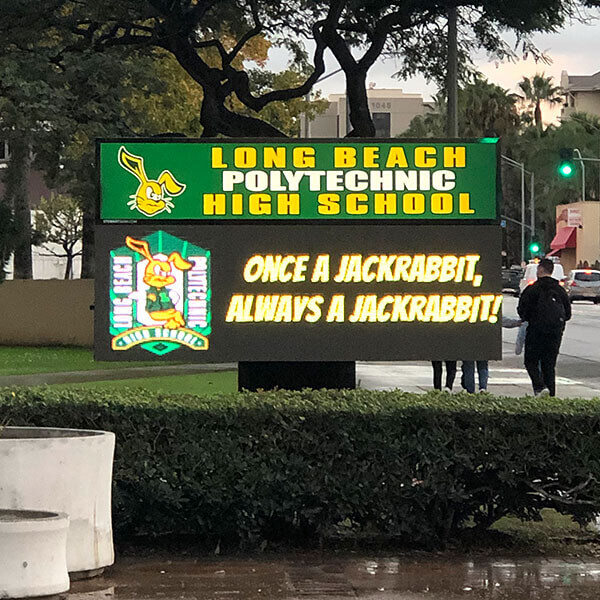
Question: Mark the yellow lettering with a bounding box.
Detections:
[385,147,408,168]
[293,147,315,168]
[249,193,271,215]
[277,193,300,215]
[334,147,357,168]
[362,255,379,283]
[326,295,345,322]
[454,295,472,322]
[364,147,379,168]
[444,146,466,168]
[311,255,330,282]
[232,193,243,215]
[254,295,279,321]
[234,147,257,168]
[374,193,397,215]
[244,256,263,282]
[347,193,368,215]
[431,193,453,214]
[403,193,425,214]
[292,255,309,282]
[459,192,475,214]
[440,295,457,322]
[264,147,286,168]
[211,147,227,168]
[414,146,436,168]
[318,193,341,215]
[376,295,394,322]
[203,193,226,215]
[305,295,324,322]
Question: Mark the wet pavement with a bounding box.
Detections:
[68,555,600,599]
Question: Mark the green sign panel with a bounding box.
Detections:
[98,139,498,221]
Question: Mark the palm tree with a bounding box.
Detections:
[518,73,563,131]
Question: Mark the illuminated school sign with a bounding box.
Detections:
[95,224,503,362]
[98,139,499,221]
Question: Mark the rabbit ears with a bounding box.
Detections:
[157,170,186,196]
[126,236,153,261]
[118,146,186,195]
[125,236,193,270]
[119,147,148,183]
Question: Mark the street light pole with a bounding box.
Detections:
[521,162,525,263]
[573,147,586,201]
[502,155,535,264]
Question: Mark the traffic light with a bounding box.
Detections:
[529,240,541,256]
[558,148,575,177]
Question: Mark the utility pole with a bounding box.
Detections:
[446,6,458,137]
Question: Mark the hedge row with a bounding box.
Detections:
[2,387,600,548]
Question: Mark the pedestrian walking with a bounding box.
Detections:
[460,316,522,393]
[431,361,457,391]
[517,258,571,396]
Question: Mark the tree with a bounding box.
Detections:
[6,0,597,140]
[34,194,83,280]
[518,73,563,132]
[403,77,520,138]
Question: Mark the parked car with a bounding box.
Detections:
[518,260,565,296]
[564,269,600,303]
[501,267,523,296]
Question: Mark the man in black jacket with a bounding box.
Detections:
[517,258,571,396]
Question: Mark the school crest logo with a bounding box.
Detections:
[109,230,211,356]
[118,146,186,217]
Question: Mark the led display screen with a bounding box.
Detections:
[94,224,502,362]
[98,139,499,221]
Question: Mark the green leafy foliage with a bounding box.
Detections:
[2,388,600,549]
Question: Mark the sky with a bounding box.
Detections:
[268,17,600,125]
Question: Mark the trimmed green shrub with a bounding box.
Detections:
[1,387,600,548]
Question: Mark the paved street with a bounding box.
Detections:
[357,295,600,398]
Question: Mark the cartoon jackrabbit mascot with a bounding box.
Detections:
[119,146,186,217]
[126,236,193,329]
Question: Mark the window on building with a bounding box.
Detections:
[372,112,391,137]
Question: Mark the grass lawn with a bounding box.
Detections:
[48,370,238,395]
[486,509,600,555]
[0,346,180,376]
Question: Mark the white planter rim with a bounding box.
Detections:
[0,509,69,533]
[0,426,114,440]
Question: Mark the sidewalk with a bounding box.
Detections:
[69,554,600,600]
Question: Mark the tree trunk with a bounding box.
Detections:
[345,69,375,137]
[534,101,542,131]
[80,201,95,278]
[5,134,33,279]
[64,255,73,279]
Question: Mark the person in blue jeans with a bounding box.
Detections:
[461,316,522,393]
[460,361,488,393]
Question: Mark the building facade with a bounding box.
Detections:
[549,202,600,272]
[302,88,431,138]
[561,70,600,119]
[0,146,81,279]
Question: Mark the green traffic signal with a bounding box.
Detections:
[558,148,575,177]
[558,163,573,177]
[529,241,540,254]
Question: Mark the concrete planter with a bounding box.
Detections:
[0,427,115,575]
[0,509,70,598]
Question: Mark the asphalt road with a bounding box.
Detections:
[357,294,600,397]
[502,294,600,389]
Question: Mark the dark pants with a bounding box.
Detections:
[524,328,562,396]
[432,361,457,391]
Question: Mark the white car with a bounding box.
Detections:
[518,260,565,296]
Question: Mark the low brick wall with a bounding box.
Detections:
[0,279,94,347]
